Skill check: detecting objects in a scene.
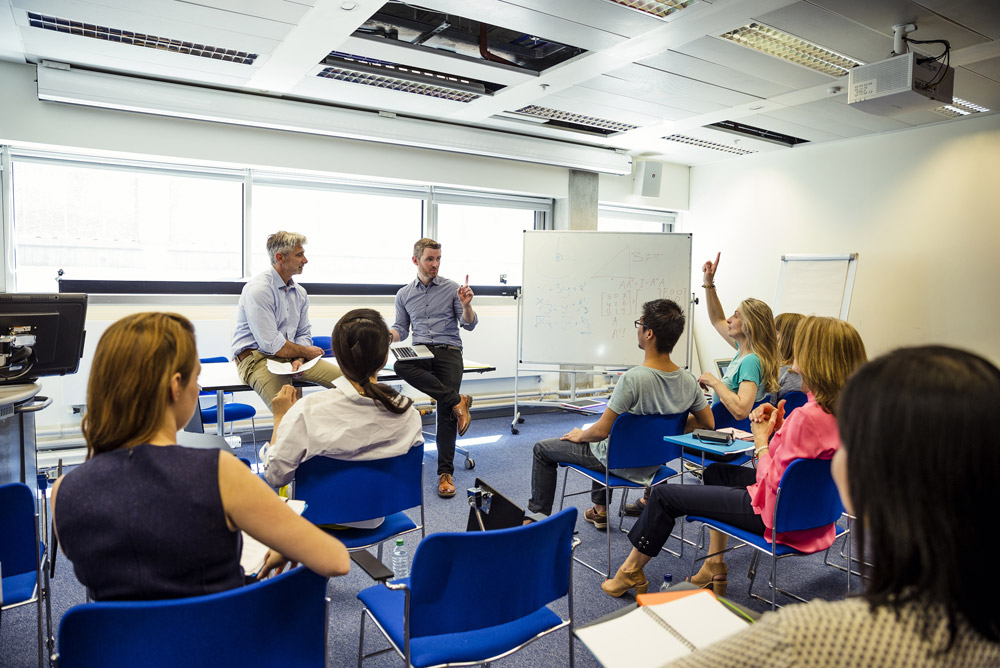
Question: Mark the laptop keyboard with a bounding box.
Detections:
[393,347,417,359]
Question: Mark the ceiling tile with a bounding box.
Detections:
[638,48,795,98]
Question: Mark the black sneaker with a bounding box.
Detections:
[622,498,647,517]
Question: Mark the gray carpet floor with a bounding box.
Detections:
[0,409,858,667]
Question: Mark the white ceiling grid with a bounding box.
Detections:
[1,0,997,167]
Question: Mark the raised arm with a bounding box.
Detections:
[218,451,350,578]
[702,253,736,348]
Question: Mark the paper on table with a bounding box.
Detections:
[240,499,306,576]
[644,591,750,649]
[717,427,753,441]
[575,606,692,668]
[266,356,321,375]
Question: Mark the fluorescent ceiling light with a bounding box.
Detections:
[36,66,632,175]
[605,0,697,19]
[719,22,862,77]
[317,67,483,102]
[26,12,256,64]
[663,134,756,155]
[513,105,638,133]
[933,97,991,118]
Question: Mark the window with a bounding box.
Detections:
[598,204,675,233]
[250,181,425,285]
[11,158,243,291]
[432,190,549,286]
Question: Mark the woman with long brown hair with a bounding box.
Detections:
[52,312,350,601]
[262,308,422,528]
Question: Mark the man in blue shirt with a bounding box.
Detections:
[391,238,477,498]
[232,231,341,408]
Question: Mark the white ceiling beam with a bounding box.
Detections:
[444,0,800,122]
[951,40,1000,68]
[244,0,384,94]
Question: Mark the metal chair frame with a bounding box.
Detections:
[557,412,687,577]
[687,458,846,610]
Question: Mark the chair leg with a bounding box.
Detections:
[558,468,569,512]
[250,417,259,470]
[357,608,367,668]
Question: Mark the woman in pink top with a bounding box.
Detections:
[602,317,867,597]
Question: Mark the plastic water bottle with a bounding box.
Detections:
[659,574,674,592]
[391,539,409,579]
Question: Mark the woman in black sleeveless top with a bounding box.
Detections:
[52,312,350,601]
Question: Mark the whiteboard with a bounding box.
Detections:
[775,254,858,319]
[520,231,692,367]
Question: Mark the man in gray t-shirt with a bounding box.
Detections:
[526,299,714,529]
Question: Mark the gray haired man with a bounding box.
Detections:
[232,231,341,407]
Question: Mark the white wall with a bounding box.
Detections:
[683,111,1000,369]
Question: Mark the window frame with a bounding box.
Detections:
[0,146,549,296]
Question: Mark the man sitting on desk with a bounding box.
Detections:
[390,238,476,499]
[232,231,341,407]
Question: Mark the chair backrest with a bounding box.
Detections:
[312,336,333,357]
[57,566,329,668]
[781,391,808,416]
[773,458,845,534]
[0,482,37,579]
[604,412,687,470]
[294,444,424,525]
[710,399,767,432]
[407,508,577,638]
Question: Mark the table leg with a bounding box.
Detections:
[215,390,225,437]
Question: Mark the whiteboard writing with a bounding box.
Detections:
[521,231,692,367]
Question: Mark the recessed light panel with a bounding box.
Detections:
[719,22,862,78]
[604,0,697,19]
[513,105,638,134]
[663,134,756,155]
[317,67,483,102]
[26,12,257,64]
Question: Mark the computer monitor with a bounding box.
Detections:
[0,292,88,384]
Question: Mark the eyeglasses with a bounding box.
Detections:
[634,320,644,329]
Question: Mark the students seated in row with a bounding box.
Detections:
[772,312,805,402]
[603,316,866,597]
[695,252,779,424]
[262,308,423,527]
[667,346,1000,667]
[52,313,350,601]
[526,298,714,529]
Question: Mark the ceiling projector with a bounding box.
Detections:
[848,52,954,116]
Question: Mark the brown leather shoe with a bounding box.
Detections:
[438,473,456,498]
[453,394,473,437]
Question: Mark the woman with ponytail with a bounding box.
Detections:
[262,309,423,526]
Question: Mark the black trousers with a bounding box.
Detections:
[627,463,766,558]
[392,345,463,476]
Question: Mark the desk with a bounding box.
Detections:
[196,359,495,438]
[664,433,754,477]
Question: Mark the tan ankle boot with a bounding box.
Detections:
[688,561,728,597]
[601,565,649,597]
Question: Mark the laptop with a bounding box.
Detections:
[466,478,526,531]
[390,343,435,362]
[714,358,732,378]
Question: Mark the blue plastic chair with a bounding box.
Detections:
[199,356,258,467]
[780,390,808,416]
[357,508,580,668]
[0,482,51,668]
[293,444,425,560]
[54,566,329,667]
[312,335,333,357]
[686,457,846,610]
[557,412,687,577]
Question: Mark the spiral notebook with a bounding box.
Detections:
[575,590,749,667]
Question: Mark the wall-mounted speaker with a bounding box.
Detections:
[633,161,662,197]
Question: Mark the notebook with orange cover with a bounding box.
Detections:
[575,590,750,668]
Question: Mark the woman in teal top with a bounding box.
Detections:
[696,253,778,423]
